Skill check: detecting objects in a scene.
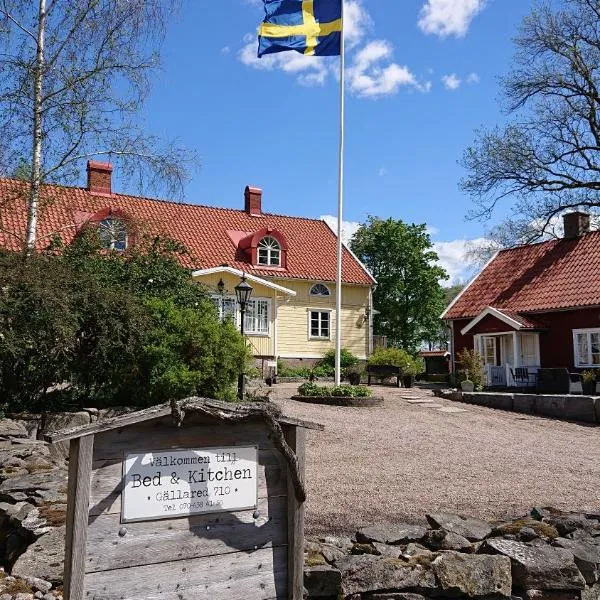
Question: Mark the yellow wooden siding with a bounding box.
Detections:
[192,272,277,357]
[192,272,371,360]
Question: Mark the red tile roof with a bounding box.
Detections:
[445,232,600,319]
[492,309,545,330]
[0,179,374,285]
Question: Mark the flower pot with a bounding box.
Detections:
[402,375,414,388]
[582,380,597,395]
[461,381,474,392]
[348,372,361,385]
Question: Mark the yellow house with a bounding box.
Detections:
[0,162,376,370]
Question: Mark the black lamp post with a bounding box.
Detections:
[235,275,253,400]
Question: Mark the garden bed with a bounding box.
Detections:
[291,395,383,407]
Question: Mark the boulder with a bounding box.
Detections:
[423,528,472,551]
[336,554,436,596]
[0,421,28,439]
[545,515,599,537]
[427,512,492,541]
[356,523,427,545]
[524,592,583,599]
[369,595,428,600]
[304,564,341,597]
[373,542,402,559]
[432,551,513,598]
[306,540,347,564]
[483,538,586,591]
[11,526,65,584]
[553,537,600,584]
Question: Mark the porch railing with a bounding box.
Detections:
[488,365,507,387]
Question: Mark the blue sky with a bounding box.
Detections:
[138,0,545,283]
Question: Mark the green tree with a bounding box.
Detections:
[351,217,448,352]
[462,0,600,246]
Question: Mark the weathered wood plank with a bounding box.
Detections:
[85,496,287,573]
[88,449,286,517]
[283,425,305,600]
[64,435,94,600]
[46,398,321,443]
[83,546,288,599]
[92,419,277,461]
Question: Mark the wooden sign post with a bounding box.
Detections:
[46,399,322,600]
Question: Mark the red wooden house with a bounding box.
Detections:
[442,212,600,387]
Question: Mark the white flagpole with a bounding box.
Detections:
[335,0,345,386]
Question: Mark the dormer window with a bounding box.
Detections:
[257,236,281,266]
[98,217,127,251]
[310,283,330,296]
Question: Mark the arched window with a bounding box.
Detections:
[310,283,330,296]
[257,236,281,266]
[98,217,127,251]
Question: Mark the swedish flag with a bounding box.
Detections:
[258,0,342,58]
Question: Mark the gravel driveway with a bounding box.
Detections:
[269,383,600,535]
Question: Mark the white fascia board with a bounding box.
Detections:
[440,251,500,320]
[191,266,296,296]
[460,306,523,336]
[321,218,377,285]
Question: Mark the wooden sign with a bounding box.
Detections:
[122,446,258,522]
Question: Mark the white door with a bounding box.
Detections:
[520,333,539,366]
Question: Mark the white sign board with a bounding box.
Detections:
[121,446,258,522]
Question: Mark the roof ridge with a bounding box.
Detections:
[0,176,330,224]
[496,229,600,255]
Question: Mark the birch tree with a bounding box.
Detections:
[0,0,195,249]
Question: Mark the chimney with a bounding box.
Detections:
[87,161,113,195]
[244,186,262,216]
[563,211,590,239]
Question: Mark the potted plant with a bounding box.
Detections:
[461,379,474,392]
[581,369,597,395]
[345,365,362,385]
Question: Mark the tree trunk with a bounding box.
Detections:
[26,0,46,252]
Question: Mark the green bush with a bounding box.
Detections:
[0,232,251,411]
[456,348,485,391]
[367,347,423,376]
[296,383,373,398]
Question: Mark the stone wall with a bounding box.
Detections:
[304,509,600,599]
[436,390,600,424]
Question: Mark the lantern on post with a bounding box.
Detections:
[235,275,253,399]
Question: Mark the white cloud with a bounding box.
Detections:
[238,0,430,97]
[221,46,231,55]
[378,167,387,177]
[433,238,488,283]
[347,40,430,98]
[467,72,480,84]
[320,215,362,246]
[441,73,461,91]
[418,0,486,38]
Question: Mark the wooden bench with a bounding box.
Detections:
[367,365,401,387]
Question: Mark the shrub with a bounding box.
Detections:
[582,369,596,384]
[368,347,423,376]
[296,383,373,398]
[456,348,485,391]
[319,348,359,375]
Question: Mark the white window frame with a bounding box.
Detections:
[309,283,331,297]
[211,295,271,337]
[573,328,600,368]
[257,237,281,267]
[308,309,332,340]
[98,217,127,251]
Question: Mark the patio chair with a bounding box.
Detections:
[510,367,531,390]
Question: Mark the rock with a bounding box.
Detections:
[524,592,582,599]
[352,543,378,555]
[0,594,10,600]
[583,583,600,599]
[14,594,34,600]
[483,538,586,591]
[423,528,472,551]
[319,535,353,554]
[432,551,513,598]
[336,555,436,596]
[0,420,28,439]
[545,515,599,537]
[306,540,347,564]
[553,537,600,584]
[373,542,402,558]
[356,523,428,545]
[12,526,65,584]
[427,512,492,541]
[304,564,341,597]
[369,595,428,600]
[521,528,539,542]
[25,578,52,594]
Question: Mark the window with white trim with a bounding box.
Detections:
[574,329,600,367]
[310,283,330,296]
[98,217,127,251]
[212,296,236,322]
[244,299,270,335]
[310,310,330,339]
[257,236,280,266]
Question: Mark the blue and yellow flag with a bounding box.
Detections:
[258,0,342,58]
